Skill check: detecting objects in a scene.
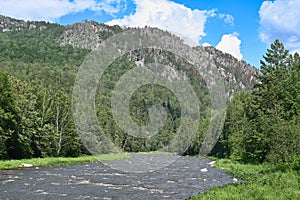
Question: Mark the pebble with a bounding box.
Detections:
[200,168,208,172]
[208,161,216,165]
[167,180,175,183]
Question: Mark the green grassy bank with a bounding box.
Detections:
[0,153,129,170]
[190,159,300,200]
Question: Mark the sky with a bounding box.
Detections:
[0,0,299,68]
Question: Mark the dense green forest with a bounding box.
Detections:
[213,40,300,168]
[0,23,299,170]
[0,25,90,158]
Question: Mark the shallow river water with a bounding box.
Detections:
[0,154,236,199]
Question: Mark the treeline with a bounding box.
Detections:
[0,27,211,159]
[0,25,90,93]
[212,40,300,167]
[0,26,90,159]
[0,71,90,159]
[95,49,211,153]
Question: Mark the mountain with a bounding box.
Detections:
[59,20,260,98]
[0,15,259,97]
[0,15,261,156]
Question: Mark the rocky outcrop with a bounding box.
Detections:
[0,15,50,32]
[59,20,123,49]
[199,46,261,97]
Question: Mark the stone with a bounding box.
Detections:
[208,161,216,165]
[21,163,33,168]
[200,168,208,172]
[167,180,175,183]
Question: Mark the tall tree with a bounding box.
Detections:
[0,72,17,159]
[7,77,38,159]
[245,40,299,163]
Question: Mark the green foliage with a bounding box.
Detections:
[0,25,91,160]
[0,72,17,159]
[1,21,298,170]
[0,27,90,93]
[96,49,211,153]
[6,77,38,159]
[213,40,300,167]
[212,92,251,160]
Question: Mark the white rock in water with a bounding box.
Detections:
[167,180,175,183]
[21,163,33,168]
[208,161,216,165]
[233,178,238,182]
[2,179,15,185]
[200,168,208,172]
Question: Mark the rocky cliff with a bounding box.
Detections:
[0,15,53,32]
[59,21,260,97]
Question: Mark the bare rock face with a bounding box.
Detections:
[59,21,123,50]
[199,46,261,98]
[0,15,50,32]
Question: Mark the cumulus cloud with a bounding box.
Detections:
[106,0,216,44]
[216,32,243,60]
[219,13,234,25]
[0,0,124,22]
[259,0,300,52]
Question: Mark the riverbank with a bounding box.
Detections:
[190,159,300,199]
[0,154,129,170]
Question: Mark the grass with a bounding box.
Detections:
[134,151,175,154]
[0,153,130,170]
[189,159,300,200]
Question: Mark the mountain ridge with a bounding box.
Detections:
[59,20,260,97]
[0,14,260,97]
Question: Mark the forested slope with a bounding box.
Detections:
[4,16,295,165]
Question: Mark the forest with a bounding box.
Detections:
[0,25,299,170]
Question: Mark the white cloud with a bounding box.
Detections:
[259,0,300,52]
[216,32,243,60]
[219,13,234,25]
[106,0,216,44]
[202,42,212,47]
[0,0,124,22]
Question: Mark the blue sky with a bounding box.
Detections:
[1,0,299,68]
